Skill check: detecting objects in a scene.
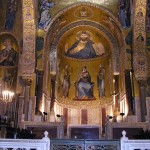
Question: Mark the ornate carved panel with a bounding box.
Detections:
[20,0,36,77]
[133,0,148,81]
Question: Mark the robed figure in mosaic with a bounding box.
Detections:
[62,65,70,99]
[75,66,94,99]
[97,65,105,98]
[0,38,18,66]
[5,0,17,30]
[65,31,105,59]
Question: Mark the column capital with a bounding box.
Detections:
[19,76,32,86]
[36,69,44,76]
[138,80,147,87]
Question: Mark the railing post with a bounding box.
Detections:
[42,131,50,150]
[120,130,128,150]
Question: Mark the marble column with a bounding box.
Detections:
[114,75,119,108]
[18,96,24,123]
[146,97,150,122]
[139,81,147,122]
[133,0,148,121]
[50,77,56,110]
[124,70,134,115]
[0,78,2,97]
[19,0,36,120]
[29,96,36,121]
[20,77,32,121]
[35,69,44,113]
[24,85,30,121]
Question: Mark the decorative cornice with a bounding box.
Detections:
[55,97,113,109]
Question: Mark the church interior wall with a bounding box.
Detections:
[0,0,150,139]
[45,2,127,126]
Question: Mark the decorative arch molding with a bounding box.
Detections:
[44,2,126,75]
[45,2,124,45]
[50,20,120,74]
[47,2,122,33]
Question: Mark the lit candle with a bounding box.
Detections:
[2,90,14,102]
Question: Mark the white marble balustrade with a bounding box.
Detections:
[0,131,50,150]
[121,130,150,150]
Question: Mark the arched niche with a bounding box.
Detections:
[44,2,126,109]
[0,32,19,94]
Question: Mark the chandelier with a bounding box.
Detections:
[2,90,14,103]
